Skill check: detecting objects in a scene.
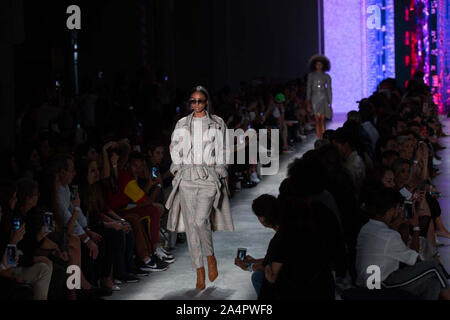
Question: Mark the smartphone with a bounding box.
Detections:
[152,167,158,179]
[137,122,143,137]
[44,212,53,233]
[70,185,78,201]
[7,244,16,267]
[237,248,247,261]
[164,75,169,82]
[404,200,414,219]
[12,217,21,231]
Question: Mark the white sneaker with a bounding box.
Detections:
[112,285,121,291]
[250,172,260,184]
[305,123,314,131]
[433,158,442,166]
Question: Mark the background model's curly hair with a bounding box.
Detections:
[308,54,331,72]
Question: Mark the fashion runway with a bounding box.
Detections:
[108,115,450,300]
[106,115,346,300]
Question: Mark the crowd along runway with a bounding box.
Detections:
[109,114,450,300]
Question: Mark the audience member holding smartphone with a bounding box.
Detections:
[356,186,450,300]
[0,180,53,300]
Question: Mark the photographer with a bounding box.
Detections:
[234,194,279,297]
[356,186,450,300]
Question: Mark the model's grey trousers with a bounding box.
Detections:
[179,178,217,269]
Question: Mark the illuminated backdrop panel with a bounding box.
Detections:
[324,0,396,113]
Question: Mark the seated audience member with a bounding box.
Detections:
[144,142,177,251]
[356,187,450,300]
[106,151,171,271]
[78,159,140,283]
[0,180,53,300]
[50,154,111,298]
[332,128,366,192]
[15,178,68,300]
[234,194,280,296]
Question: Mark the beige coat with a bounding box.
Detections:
[165,111,234,233]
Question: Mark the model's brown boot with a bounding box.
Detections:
[207,255,218,282]
[196,267,206,291]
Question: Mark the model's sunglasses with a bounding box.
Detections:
[189,99,207,106]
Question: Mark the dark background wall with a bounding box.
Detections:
[174,0,320,92]
[2,0,320,150]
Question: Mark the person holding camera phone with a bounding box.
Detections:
[234,195,278,297]
[356,187,450,300]
[0,180,53,300]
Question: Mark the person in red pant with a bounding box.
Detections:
[107,152,173,272]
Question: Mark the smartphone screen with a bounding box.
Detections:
[7,245,16,267]
[152,167,158,179]
[13,217,20,231]
[237,248,247,261]
[70,185,78,201]
[404,200,413,219]
[44,212,53,233]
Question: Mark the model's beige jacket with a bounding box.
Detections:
[165,111,234,233]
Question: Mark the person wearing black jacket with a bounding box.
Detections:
[15,178,69,300]
[0,179,53,300]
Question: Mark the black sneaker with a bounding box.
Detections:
[128,267,150,277]
[140,256,168,272]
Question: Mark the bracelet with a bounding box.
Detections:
[247,262,254,272]
[413,227,421,232]
[83,236,91,244]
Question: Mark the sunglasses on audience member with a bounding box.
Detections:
[189,99,207,105]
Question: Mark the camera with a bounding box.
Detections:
[237,248,247,261]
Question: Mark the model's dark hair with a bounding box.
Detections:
[187,85,212,111]
[309,54,331,72]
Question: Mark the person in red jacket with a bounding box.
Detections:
[107,152,173,272]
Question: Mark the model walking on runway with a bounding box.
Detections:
[307,55,333,139]
[165,86,234,291]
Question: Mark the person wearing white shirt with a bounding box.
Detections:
[356,187,450,300]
